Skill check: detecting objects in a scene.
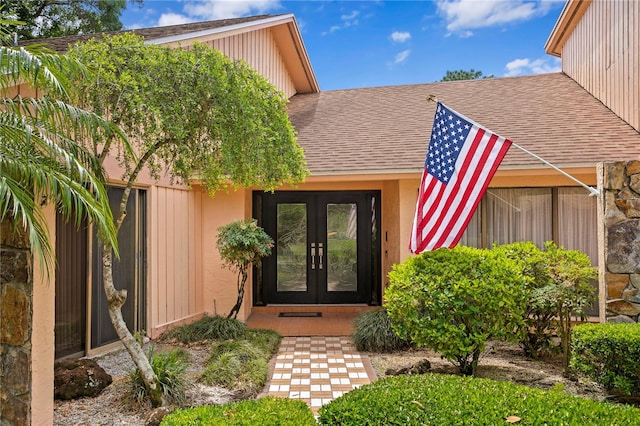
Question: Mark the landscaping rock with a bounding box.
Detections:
[385,359,431,376]
[145,406,173,426]
[54,358,112,400]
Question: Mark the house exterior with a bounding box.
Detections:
[3,0,638,424]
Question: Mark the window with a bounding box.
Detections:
[461,187,598,266]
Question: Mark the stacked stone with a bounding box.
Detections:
[604,160,640,323]
[0,220,33,424]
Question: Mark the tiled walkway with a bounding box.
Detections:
[266,336,376,413]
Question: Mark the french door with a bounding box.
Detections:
[256,191,380,305]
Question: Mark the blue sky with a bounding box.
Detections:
[120,0,566,91]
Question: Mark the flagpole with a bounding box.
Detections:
[424,96,600,197]
[511,142,600,196]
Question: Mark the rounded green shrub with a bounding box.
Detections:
[161,397,316,425]
[318,373,640,425]
[571,322,640,396]
[351,308,410,352]
[492,241,554,358]
[385,246,528,375]
[161,315,248,343]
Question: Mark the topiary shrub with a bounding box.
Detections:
[200,340,269,395]
[571,323,640,397]
[129,345,190,405]
[351,308,410,352]
[160,315,248,343]
[161,397,316,425]
[217,219,273,319]
[385,246,528,376]
[318,374,640,425]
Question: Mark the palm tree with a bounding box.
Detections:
[0,15,125,268]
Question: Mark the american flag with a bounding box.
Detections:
[409,102,512,253]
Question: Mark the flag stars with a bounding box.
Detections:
[426,104,474,183]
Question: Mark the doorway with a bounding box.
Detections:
[255,191,380,305]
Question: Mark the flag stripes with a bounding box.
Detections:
[410,103,512,253]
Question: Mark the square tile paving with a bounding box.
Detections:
[265,336,376,414]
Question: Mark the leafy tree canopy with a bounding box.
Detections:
[67,33,309,194]
[0,15,123,269]
[4,0,142,40]
[440,68,493,82]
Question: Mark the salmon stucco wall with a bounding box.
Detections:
[32,205,56,425]
[201,188,252,321]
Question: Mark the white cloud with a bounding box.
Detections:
[436,0,554,36]
[322,9,360,35]
[341,11,360,21]
[158,13,193,27]
[390,31,411,43]
[394,49,411,64]
[156,0,282,23]
[504,56,562,76]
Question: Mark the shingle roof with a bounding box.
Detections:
[288,73,640,174]
[20,15,277,53]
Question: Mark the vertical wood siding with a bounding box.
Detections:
[148,187,203,335]
[562,0,640,131]
[209,29,296,98]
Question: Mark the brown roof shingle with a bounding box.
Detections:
[288,73,640,174]
[20,15,278,53]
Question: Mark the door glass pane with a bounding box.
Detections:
[327,203,357,292]
[277,204,307,292]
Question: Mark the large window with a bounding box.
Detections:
[461,187,598,266]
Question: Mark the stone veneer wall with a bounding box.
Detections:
[603,160,640,323]
[0,220,32,424]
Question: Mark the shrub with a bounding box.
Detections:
[217,219,273,319]
[129,345,190,405]
[317,373,640,425]
[351,308,410,352]
[493,242,554,358]
[571,323,640,396]
[540,242,597,372]
[161,397,316,425]
[385,246,527,375]
[200,340,269,395]
[161,315,248,343]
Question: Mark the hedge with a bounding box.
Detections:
[161,397,315,425]
[318,373,640,425]
[571,322,640,396]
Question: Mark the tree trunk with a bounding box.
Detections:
[227,266,248,320]
[102,245,166,407]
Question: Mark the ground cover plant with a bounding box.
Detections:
[161,315,249,343]
[129,345,190,405]
[161,397,316,425]
[385,246,528,375]
[161,316,281,398]
[571,322,640,398]
[351,308,411,352]
[318,374,640,425]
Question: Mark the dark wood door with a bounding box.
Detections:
[259,191,380,304]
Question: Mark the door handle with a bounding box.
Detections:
[318,243,324,270]
[311,243,316,270]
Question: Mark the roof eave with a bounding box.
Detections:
[544,0,592,57]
